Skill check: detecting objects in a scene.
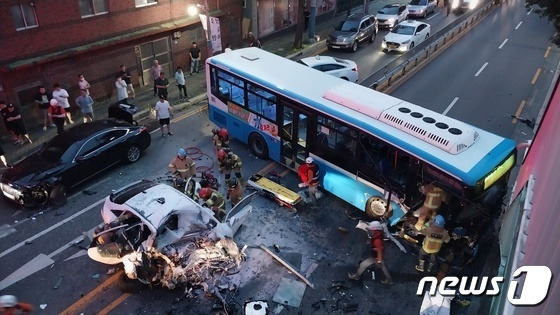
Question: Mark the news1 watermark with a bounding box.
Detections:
[417,266,553,306]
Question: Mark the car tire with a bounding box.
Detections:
[423,11,427,18]
[119,273,146,294]
[369,32,376,43]
[351,41,358,52]
[341,77,349,81]
[125,145,141,163]
[49,183,67,208]
[410,42,415,50]
[249,133,269,159]
[425,33,429,40]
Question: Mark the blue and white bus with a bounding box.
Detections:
[206,48,515,252]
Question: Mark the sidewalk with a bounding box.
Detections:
[2,1,396,164]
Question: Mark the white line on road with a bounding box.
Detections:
[427,12,440,21]
[527,9,533,15]
[515,21,523,30]
[0,199,104,259]
[442,97,459,116]
[475,62,488,77]
[498,39,508,49]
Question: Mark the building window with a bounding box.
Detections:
[135,0,158,7]
[79,0,108,17]
[10,4,38,30]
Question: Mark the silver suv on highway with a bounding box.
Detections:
[326,13,378,52]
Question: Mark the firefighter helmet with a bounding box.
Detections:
[433,215,445,227]
[198,187,212,199]
[177,148,187,159]
[368,221,383,231]
[305,157,313,164]
[218,128,229,139]
[217,149,228,161]
[0,295,18,308]
[227,178,238,188]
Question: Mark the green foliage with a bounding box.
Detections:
[525,0,560,45]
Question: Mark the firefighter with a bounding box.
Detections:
[415,183,446,230]
[415,215,450,273]
[212,127,229,157]
[0,295,33,314]
[297,157,319,208]
[168,148,196,188]
[226,178,244,208]
[217,149,243,181]
[198,187,226,221]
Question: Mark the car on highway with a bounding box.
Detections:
[407,0,437,18]
[451,0,479,13]
[326,13,378,52]
[382,20,431,52]
[0,119,151,207]
[376,4,409,29]
[298,55,359,82]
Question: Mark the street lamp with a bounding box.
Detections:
[188,2,213,56]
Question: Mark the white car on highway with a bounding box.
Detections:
[382,20,431,53]
[298,55,359,82]
[376,4,409,29]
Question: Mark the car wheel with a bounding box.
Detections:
[125,145,141,163]
[351,41,358,52]
[409,42,415,50]
[423,11,427,18]
[49,183,67,208]
[249,133,269,159]
[425,33,429,40]
[369,32,376,43]
[341,77,349,81]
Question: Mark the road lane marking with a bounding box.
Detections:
[531,68,542,84]
[257,161,276,175]
[515,21,523,30]
[498,39,508,49]
[280,169,290,177]
[442,97,459,116]
[0,198,104,259]
[427,12,440,21]
[512,100,527,123]
[60,270,124,315]
[0,254,54,291]
[527,9,533,15]
[48,235,85,258]
[98,293,132,315]
[474,62,488,77]
[544,46,551,58]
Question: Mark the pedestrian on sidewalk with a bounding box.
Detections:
[348,221,394,284]
[119,64,135,99]
[155,95,173,138]
[174,66,188,100]
[155,72,169,100]
[115,74,129,104]
[248,32,262,48]
[35,86,56,131]
[77,74,91,96]
[75,89,94,123]
[0,101,17,144]
[150,60,163,96]
[0,144,12,168]
[52,83,74,124]
[444,0,450,17]
[189,42,201,75]
[48,99,66,135]
[5,104,32,146]
[304,8,310,31]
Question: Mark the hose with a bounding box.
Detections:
[184,146,214,174]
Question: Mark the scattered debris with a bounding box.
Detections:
[244,301,268,315]
[92,274,100,279]
[273,244,280,253]
[338,227,348,233]
[53,276,64,289]
[82,190,97,195]
[40,304,47,310]
[330,280,348,295]
[342,303,359,313]
[24,241,32,245]
[273,277,307,308]
[271,304,284,314]
[106,268,117,275]
[259,244,314,288]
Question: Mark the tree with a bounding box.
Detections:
[525,0,560,45]
[293,0,305,49]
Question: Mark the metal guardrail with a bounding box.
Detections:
[364,0,499,92]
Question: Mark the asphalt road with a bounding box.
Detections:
[0,1,558,314]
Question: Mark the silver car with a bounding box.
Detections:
[407,0,437,18]
[376,4,409,29]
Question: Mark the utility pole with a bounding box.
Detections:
[363,0,369,13]
[308,0,317,43]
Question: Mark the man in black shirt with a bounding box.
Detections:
[189,42,201,75]
[119,65,135,99]
[35,86,55,131]
[154,72,170,100]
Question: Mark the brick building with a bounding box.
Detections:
[0,0,242,131]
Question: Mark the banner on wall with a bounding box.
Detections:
[199,14,223,53]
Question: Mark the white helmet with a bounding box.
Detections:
[305,157,313,164]
[49,99,58,106]
[0,295,18,308]
[368,221,383,231]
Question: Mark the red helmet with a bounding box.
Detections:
[198,187,212,199]
[218,128,229,139]
[217,149,227,161]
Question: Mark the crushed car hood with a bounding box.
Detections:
[1,153,61,185]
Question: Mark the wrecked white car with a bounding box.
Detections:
[87,179,254,295]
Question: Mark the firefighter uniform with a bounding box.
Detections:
[168,155,196,179]
[212,128,229,157]
[416,215,450,273]
[415,184,446,230]
[199,188,226,221]
[218,149,243,180]
[226,178,244,208]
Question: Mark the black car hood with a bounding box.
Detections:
[2,153,62,186]
[330,30,357,37]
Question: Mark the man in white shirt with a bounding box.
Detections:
[52,83,74,124]
[155,95,173,138]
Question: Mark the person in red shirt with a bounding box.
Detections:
[0,295,33,315]
[348,221,394,284]
[297,157,319,208]
[48,99,66,135]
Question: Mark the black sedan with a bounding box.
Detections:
[0,120,151,207]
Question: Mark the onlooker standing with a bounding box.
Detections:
[304,8,310,31]
[52,83,74,124]
[224,43,233,53]
[248,32,262,48]
[5,104,33,145]
[0,101,18,143]
[155,95,173,138]
[115,74,129,103]
[174,66,188,100]
[75,89,94,123]
[35,86,56,131]
[189,42,201,75]
[155,72,169,100]
[77,74,91,95]
[150,60,163,96]
[119,64,135,99]
[48,99,66,135]
[0,144,12,168]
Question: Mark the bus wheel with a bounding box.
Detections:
[365,196,390,218]
[249,133,269,159]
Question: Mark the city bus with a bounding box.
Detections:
[206,48,516,259]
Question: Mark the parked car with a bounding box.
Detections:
[0,119,151,207]
[298,56,359,82]
[326,13,378,52]
[407,0,437,18]
[451,0,480,13]
[382,20,431,52]
[376,4,409,29]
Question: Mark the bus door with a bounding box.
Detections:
[280,100,312,169]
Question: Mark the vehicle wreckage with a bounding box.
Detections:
[87,180,255,303]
